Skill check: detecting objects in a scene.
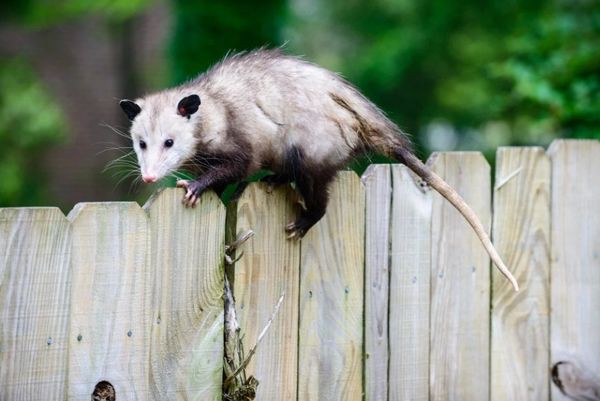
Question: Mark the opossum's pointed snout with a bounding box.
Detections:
[142,174,157,183]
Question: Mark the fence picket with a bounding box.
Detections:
[0,208,72,401]
[145,189,225,400]
[389,164,432,401]
[67,203,151,401]
[231,183,300,400]
[429,152,491,401]
[363,164,391,401]
[549,140,600,401]
[491,147,551,401]
[298,171,365,401]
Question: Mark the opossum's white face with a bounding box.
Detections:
[120,95,201,183]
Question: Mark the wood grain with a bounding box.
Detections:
[0,208,72,401]
[362,164,391,401]
[389,164,432,401]
[429,152,491,401]
[298,171,365,401]
[67,202,151,401]
[548,140,600,401]
[145,189,225,401]
[491,147,550,401]
[232,183,300,400]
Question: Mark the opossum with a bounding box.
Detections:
[119,48,519,291]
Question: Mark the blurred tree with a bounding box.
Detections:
[0,0,149,26]
[0,0,162,208]
[0,59,65,206]
[489,2,600,141]
[286,0,599,160]
[170,0,288,84]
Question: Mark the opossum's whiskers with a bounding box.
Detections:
[103,152,137,174]
[112,170,141,192]
[96,145,133,156]
[117,173,143,196]
[100,123,131,140]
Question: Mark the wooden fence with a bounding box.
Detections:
[0,140,598,401]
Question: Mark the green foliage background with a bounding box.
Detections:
[0,0,599,205]
[168,0,600,167]
[0,59,65,205]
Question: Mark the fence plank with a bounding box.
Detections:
[145,189,225,400]
[298,171,365,401]
[232,183,300,400]
[491,147,550,401]
[363,164,391,401]
[429,152,491,401]
[67,203,151,401]
[0,208,71,401]
[549,140,600,401]
[389,164,432,401]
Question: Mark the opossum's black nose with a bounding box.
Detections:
[142,175,157,183]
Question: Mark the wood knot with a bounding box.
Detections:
[92,381,115,401]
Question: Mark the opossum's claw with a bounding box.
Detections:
[179,180,205,208]
[285,221,306,240]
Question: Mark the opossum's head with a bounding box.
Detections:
[120,94,201,183]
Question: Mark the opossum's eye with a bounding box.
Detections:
[139,140,147,150]
[164,139,174,148]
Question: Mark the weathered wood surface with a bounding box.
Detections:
[67,203,151,401]
[491,147,551,401]
[298,172,365,401]
[232,183,300,400]
[146,189,225,401]
[549,140,600,401]
[389,164,432,401]
[0,208,72,401]
[363,164,391,401]
[0,142,598,401]
[429,152,491,401]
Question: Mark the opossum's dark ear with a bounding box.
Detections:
[120,100,141,121]
[177,94,201,118]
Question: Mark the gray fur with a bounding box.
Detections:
[126,48,410,179]
[120,48,519,290]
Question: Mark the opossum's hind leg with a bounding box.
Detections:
[260,173,291,193]
[285,169,336,240]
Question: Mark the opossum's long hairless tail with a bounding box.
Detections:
[330,89,518,291]
[394,146,519,292]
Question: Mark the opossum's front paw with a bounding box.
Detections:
[177,179,205,207]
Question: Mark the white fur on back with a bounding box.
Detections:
[128,49,400,178]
